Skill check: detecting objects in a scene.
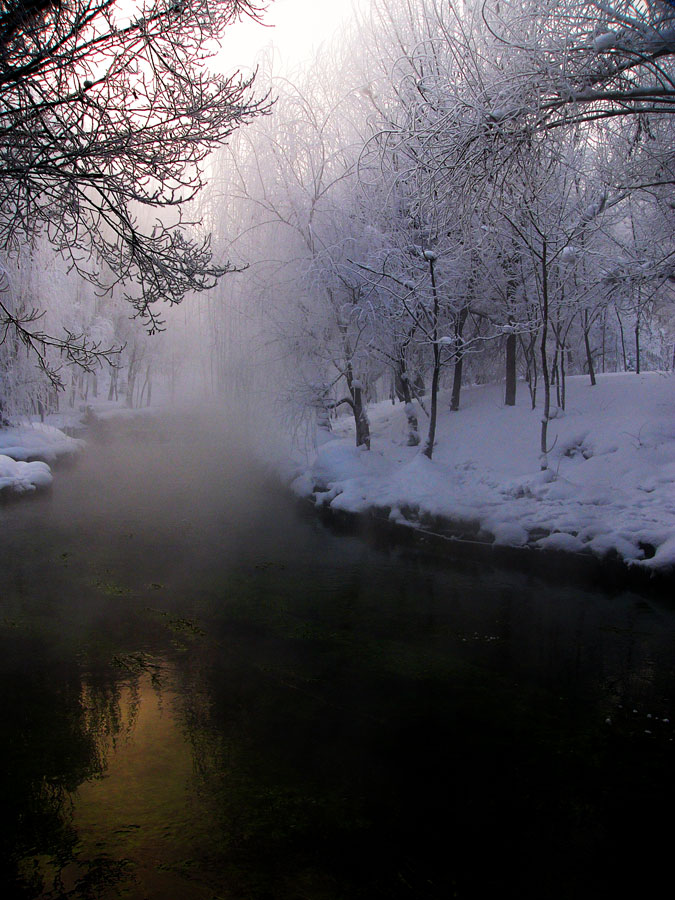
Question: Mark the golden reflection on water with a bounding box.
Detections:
[42,670,222,899]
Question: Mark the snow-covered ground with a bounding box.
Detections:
[0,399,152,497]
[0,421,84,496]
[290,373,675,573]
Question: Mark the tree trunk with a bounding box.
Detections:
[422,352,440,460]
[504,332,517,406]
[422,256,441,460]
[450,305,469,411]
[450,355,463,412]
[583,311,596,386]
[126,349,137,409]
[399,367,420,446]
[108,367,118,402]
[353,384,370,449]
[540,241,551,471]
[520,332,537,410]
[615,305,627,371]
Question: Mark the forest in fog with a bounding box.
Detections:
[1,1,674,460]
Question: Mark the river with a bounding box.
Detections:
[1,414,673,899]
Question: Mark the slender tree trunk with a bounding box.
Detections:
[635,314,641,375]
[615,305,628,371]
[423,354,440,460]
[423,256,441,460]
[450,355,463,412]
[450,306,469,411]
[126,348,137,409]
[399,366,420,446]
[519,332,538,409]
[504,259,519,407]
[138,364,152,408]
[504,332,517,406]
[554,358,562,407]
[551,341,560,405]
[540,242,551,471]
[107,367,117,402]
[583,311,596,385]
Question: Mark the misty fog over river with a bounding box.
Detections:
[1,416,674,899]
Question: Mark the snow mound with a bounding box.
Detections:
[0,422,84,463]
[0,421,83,496]
[0,455,52,495]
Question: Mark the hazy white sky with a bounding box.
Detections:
[218,0,363,72]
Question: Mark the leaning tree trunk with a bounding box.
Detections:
[615,305,628,371]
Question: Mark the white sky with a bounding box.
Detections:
[217,0,364,73]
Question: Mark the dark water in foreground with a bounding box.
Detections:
[1,416,674,899]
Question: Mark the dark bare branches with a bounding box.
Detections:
[0,1,270,335]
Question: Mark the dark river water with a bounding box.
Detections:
[1,415,674,899]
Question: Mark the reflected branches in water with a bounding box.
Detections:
[1,630,158,897]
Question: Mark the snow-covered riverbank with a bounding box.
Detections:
[0,421,83,496]
[0,401,158,497]
[290,373,675,574]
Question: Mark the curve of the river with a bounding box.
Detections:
[1,415,674,899]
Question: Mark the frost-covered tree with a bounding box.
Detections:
[210,54,383,449]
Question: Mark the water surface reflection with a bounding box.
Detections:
[1,416,674,898]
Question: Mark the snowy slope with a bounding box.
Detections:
[291,373,675,572]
